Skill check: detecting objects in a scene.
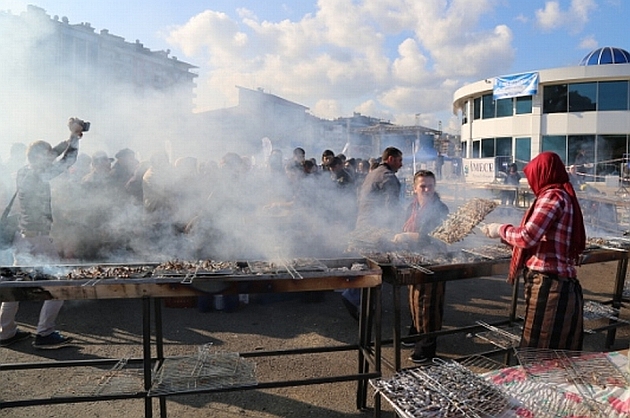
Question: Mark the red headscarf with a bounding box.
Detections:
[508,152,586,282]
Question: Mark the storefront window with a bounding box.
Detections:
[542,135,567,163]
[598,81,629,111]
[569,82,597,112]
[495,137,512,156]
[568,135,594,178]
[515,96,532,114]
[472,140,480,158]
[543,84,568,113]
[597,135,627,176]
[481,138,494,157]
[515,137,531,169]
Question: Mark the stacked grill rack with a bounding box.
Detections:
[148,346,258,397]
[371,358,515,418]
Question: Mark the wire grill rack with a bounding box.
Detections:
[371,358,515,417]
[148,346,257,396]
[583,300,630,333]
[52,358,144,398]
[495,377,601,417]
[474,321,521,350]
[514,348,630,417]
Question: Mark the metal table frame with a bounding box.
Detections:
[374,248,630,372]
[0,260,382,417]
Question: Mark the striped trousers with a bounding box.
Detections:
[521,269,584,350]
[408,281,445,356]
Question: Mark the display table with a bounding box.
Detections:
[0,258,382,417]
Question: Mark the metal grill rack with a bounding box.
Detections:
[583,300,630,333]
[52,358,144,398]
[371,358,515,417]
[148,347,257,396]
[456,354,507,375]
[474,321,521,350]
[495,377,600,418]
[514,348,630,417]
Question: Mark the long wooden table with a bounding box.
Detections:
[0,258,382,417]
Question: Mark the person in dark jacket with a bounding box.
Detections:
[342,147,403,319]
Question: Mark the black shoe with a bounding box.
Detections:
[341,297,359,321]
[0,330,31,347]
[401,326,418,348]
[401,339,416,348]
[409,353,432,364]
[33,331,72,350]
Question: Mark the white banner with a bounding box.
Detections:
[493,72,539,100]
[462,157,496,183]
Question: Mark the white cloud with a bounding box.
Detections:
[312,99,343,119]
[535,0,597,33]
[579,35,598,50]
[354,100,392,122]
[167,0,517,127]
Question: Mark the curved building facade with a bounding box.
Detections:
[452,47,630,181]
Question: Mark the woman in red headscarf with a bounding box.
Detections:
[482,152,586,350]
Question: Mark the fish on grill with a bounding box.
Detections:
[153,259,240,276]
[429,198,498,244]
[66,265,154,280]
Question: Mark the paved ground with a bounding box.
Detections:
[1,257,628,418]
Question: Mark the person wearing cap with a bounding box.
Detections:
[481,151,586,350]
[0,117,87,349]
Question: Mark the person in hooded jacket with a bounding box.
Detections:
[482,151,586,350]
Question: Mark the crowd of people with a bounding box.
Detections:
[0,120,590,364]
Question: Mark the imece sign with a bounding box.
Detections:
[462,157,497,183]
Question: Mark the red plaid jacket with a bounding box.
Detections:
[500,188,577,278]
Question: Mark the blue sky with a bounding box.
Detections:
[3,0,628,133]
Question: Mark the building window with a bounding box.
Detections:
[598,81,629,111]
[542,135,567,162]
[472,140,480,158]
[515,137,531,169]
[568,135,594,176]
[495,98,513,117]
[569,82,597,112]
[481,138,494,157]
[597,135,627,176]
[473,97,481,120]
[515,96,532,114]
[543,84,568,113]
[461,102,468,125]
[496,137,512,156]
[482,94,495,119]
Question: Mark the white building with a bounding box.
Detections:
[452,47,630,181]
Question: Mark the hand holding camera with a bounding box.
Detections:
[68,117,90,136]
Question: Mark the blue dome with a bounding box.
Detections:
[579,47,630,65]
